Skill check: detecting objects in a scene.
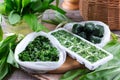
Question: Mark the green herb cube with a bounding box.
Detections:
[19,36,59,62]
[51,29,108,63]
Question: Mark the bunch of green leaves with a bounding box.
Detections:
[0,26,20,80]
[0,0,65,32]
[60,33,120,80]
[19,36,59,61]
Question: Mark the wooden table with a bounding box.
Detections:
[3,0,120,80]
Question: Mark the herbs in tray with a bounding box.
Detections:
[51,29,107,63]
[19,36,59,62]
[72,22,104,44]
[60,34,120,80]
[50,28,113,70]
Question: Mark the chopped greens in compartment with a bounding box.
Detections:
[19,36,59,62]
[51,30,108,63]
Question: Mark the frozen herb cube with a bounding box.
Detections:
[51,29,109,63]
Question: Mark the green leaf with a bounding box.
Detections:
[0,14,2,24]
[7,49,19,68]
[0,25,3,41]
[8,11,21,24]
[48,0,54,3]
[60,69,89,80]
[30,0,43,12]
[56,0,59,7]
[4,0,14,14]
[0,35,17,48]
[37,23,49,32]
[14,0,22,12]
[42,19,59,25]
[0,3,6,14]
[42,11,71,25]
[31,0,37,2]
[0,34,18,80]
[55,11,71,22]
[0,57,9,80]
[111,32,119,41]
[0,35,17,58]
[23,13,49,32]
[23,14,38,31]
[22,0,30,8]
[42,0,51,10]
[49,5,66,14]
[79,67,120,80]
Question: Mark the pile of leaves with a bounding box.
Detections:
[0,25,23,80]
[19,36,59,61]
[0,0,65,32]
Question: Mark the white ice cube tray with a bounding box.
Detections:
[49,28,113,70]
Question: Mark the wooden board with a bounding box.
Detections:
[31,55,85,80]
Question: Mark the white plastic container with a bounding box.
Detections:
[49,28,113,70]
[14,31,66,73]
[63,21,111,48]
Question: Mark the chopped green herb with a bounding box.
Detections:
[19,36,59,62]
[51,30,108,63]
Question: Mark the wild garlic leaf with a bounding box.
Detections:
[14,0,22,12]
[0,57,9,80]
[0,3,6,14]
[0,14,2,24]
[8,11,21,24]
[60,69,89,80]
[79,66,120,80]
[56,0,59,7]
[37,23,49,32]
[0,34,17,57]
[42,11,71,25]
[4,0,13,13]
[23,14,38,31]
[30,0,42,12]
[111,32,119,41]
[22,0,30,8]
[0,25,3,41]
[42,0,51,10]
[7,49,19,68]
[55,11,71,22]
[31,0,37,2]
[49,5,66,14]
